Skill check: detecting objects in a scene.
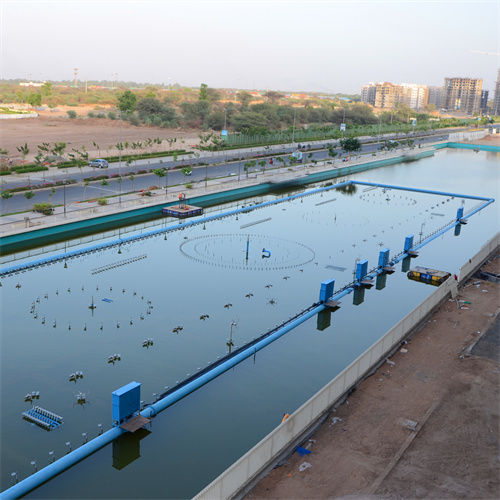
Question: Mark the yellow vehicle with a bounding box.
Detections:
[407,266,451,286]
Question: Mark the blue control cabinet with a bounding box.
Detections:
[355,260,368,281]
[112,381,141,425]
[404,235,414,252]
[378,248,390,268]
[319,279,335,303]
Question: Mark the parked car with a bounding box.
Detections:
[89,159,109,168]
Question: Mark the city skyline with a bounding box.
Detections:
[1,0,499,94]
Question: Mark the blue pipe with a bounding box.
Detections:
[1,182,495,497]
[141,303,325,418]
[353,180,493,201]
[0,181,353,279]
[1,303,324,499]
[1,427,123,499]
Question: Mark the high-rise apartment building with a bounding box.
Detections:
[361,82,428,110]
[442,77,483,115]
[361,83,377,106]
[480,90,489,113]
[399,83,429,111]
[494,69,500,115]
[427,86,444,109]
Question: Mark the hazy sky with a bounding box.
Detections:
[1,0,499,93]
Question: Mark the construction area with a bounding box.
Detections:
[247,254,499,499]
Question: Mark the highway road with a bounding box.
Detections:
[1,131,450,214]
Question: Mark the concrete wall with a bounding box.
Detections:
[194,233,499,500]
[448,129,488,141]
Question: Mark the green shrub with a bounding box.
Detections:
[97,198,107,206]
[97,112,105,119]
[107,111,117,120]
[186,182,193,189]
[67,110,77,119]
[33,202,54,215]
[128,115,140,126]
[87,111,95,118]
[0,170,12,175]
[12,165,48,173]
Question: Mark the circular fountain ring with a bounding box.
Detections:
[179,233,315,271]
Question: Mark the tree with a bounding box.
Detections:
[24,190,35,211]
[128,173,135,191]
[92,141,100,157]
[327,145,338,158]
[231,111,268,132]
[52,142,67,159]
[181,167,192,179]
[340,137,361,152]
[117,90,137,113]
[83,181,90,201]
[236,91,253,108]
[17,143,29,163]
[258,160,267,173]
[152,168,166,193]
[199,83,209,101]
[264,91,284,103]
[27,93,42,107]
[137,98,178,126]
[207,111,225,130]
[41,82,52,96]
[1,191,13,212]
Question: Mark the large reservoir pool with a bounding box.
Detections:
[1,148,498,498]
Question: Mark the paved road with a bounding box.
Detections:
[1,132,449,214]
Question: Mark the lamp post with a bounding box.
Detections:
[292,108,296,145]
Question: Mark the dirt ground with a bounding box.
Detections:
[464,135,500,147]
[0,116,200,162]
[247,255,500,499]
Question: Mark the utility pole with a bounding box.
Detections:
[73,68,79,88]
[118,111,122,205]
[85,79,88,94]
[292,108,296,145]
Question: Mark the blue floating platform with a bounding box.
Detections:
[102,298,113,303]
[162,205,203,219]
[23,406,63,430]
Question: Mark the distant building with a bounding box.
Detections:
[442,77,483,115]
[361,83,377,106]
[480,90,489,113]
[361,82,428,110]
[19,81,45,87]
[427,86,444,109]
[494,69,500,115]
[361,82,403,109]
[399,83,429,111]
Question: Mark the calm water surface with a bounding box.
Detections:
[0,148,498,497]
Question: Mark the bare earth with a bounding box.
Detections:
[0,116,200,162]
[464,135,500,147]
[248,255,500,499]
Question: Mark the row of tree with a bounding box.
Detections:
[115,85,386,134]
